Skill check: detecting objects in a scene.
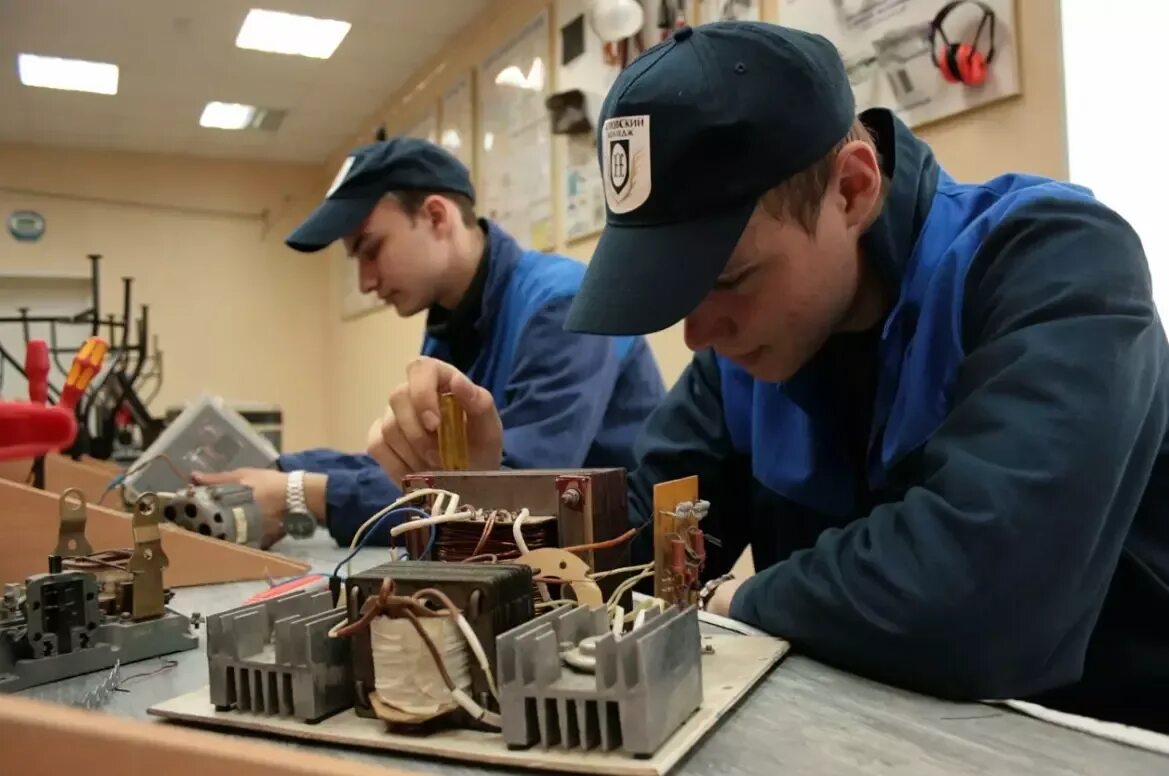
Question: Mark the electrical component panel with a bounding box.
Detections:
[400,469,632,601]
[344,560,534,729]
[0,491,197,692]
[652,476,708,608]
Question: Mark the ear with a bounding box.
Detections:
[421,195,453,234]
[832,141,883,232]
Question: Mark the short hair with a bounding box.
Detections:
[758,118,883,233]
[387,190,477,228]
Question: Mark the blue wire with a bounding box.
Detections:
[332,506,431,578]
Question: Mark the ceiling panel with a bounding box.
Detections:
[0,0,492,163]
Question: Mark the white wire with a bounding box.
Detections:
[412,590,499,702]
[345,488,459,576]
[387,511,473,538]
[511,508,531,554]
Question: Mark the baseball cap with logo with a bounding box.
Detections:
[565,21,856,335]
[286,137,475,252]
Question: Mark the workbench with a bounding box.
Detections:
[17,533,1167,775]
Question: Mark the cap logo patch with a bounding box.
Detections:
[603,115,651,213]
[325,156,355,198]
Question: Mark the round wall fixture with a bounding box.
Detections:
[8,210,46,242]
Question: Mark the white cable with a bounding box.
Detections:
[348,488,458,553]
[412,590,500,702]
[345,488,459,576]
[511,508,531,554]
[387,511,472,539]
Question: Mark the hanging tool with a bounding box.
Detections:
[25,340,51,487]
[60,336,109,413]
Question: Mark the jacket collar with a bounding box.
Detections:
[858,108,939,290]
[475,218,525,334]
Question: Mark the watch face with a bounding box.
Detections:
[283,511,317,539]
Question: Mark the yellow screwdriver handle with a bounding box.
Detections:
[437,392,469,470]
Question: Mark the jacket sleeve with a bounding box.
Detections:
[498,298,630,469]
[277,449,404,546]
[625,350,754,570]
[729,198,1169,699]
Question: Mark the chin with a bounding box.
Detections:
[743,353,807,383]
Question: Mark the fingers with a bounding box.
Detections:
[191,469,242,485]
[387,386,436,470]
[449,372,503,469]
[405,357,445,433]
[367,417,412,484]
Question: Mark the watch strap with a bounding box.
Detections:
[285,470,314,518]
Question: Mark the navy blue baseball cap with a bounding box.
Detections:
[565,22,856,335]
[286,137,475,252]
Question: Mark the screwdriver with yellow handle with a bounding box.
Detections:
[437,392,469,470]
[59,336,109,413]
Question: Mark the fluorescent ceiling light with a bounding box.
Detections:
[17,54,119,95]
[200,101,257,130]
[494,58,545,91]
[236,9,351,59]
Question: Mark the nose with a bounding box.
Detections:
[357,258,379,294]
[683,300,736,352]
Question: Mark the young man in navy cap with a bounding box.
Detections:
[368,24,1169,728]
[194,137,664,549]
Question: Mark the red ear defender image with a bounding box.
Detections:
[930,0,996,86]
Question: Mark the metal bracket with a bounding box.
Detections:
[55,488,94,558]
[129,493,167,620]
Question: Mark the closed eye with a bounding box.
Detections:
[712,267,752,291]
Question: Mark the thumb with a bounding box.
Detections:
[191,470,241,485]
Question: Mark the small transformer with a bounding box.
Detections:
[343,560,534,730]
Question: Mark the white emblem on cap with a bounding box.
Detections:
[325,155,356,198]
[602,115,651,213]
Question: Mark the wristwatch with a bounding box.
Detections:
[283,470,318,539]
[698,573,735,611]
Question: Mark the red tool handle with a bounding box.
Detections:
[25,340,50,406]
[0,402,78,461]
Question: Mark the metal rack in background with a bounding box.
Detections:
[0,253,165,461]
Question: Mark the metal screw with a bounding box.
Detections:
[561,488,581,509]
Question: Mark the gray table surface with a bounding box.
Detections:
[17,533,1168,775]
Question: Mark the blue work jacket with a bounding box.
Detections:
[627,109,1169,728]
[281,220,664,545]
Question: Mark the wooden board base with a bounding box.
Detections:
[0,693,422,776]
[150,634,788,776]
[0,478,310,587]
[0,453,118,498]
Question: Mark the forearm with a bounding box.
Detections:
[320,467,404,546]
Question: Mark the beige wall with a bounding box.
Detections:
[0,144,330,450]
[320,0,1069,451]
[2,1,1066,455]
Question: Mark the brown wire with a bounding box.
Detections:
[561,527,637,554]
[469,512,495,558]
